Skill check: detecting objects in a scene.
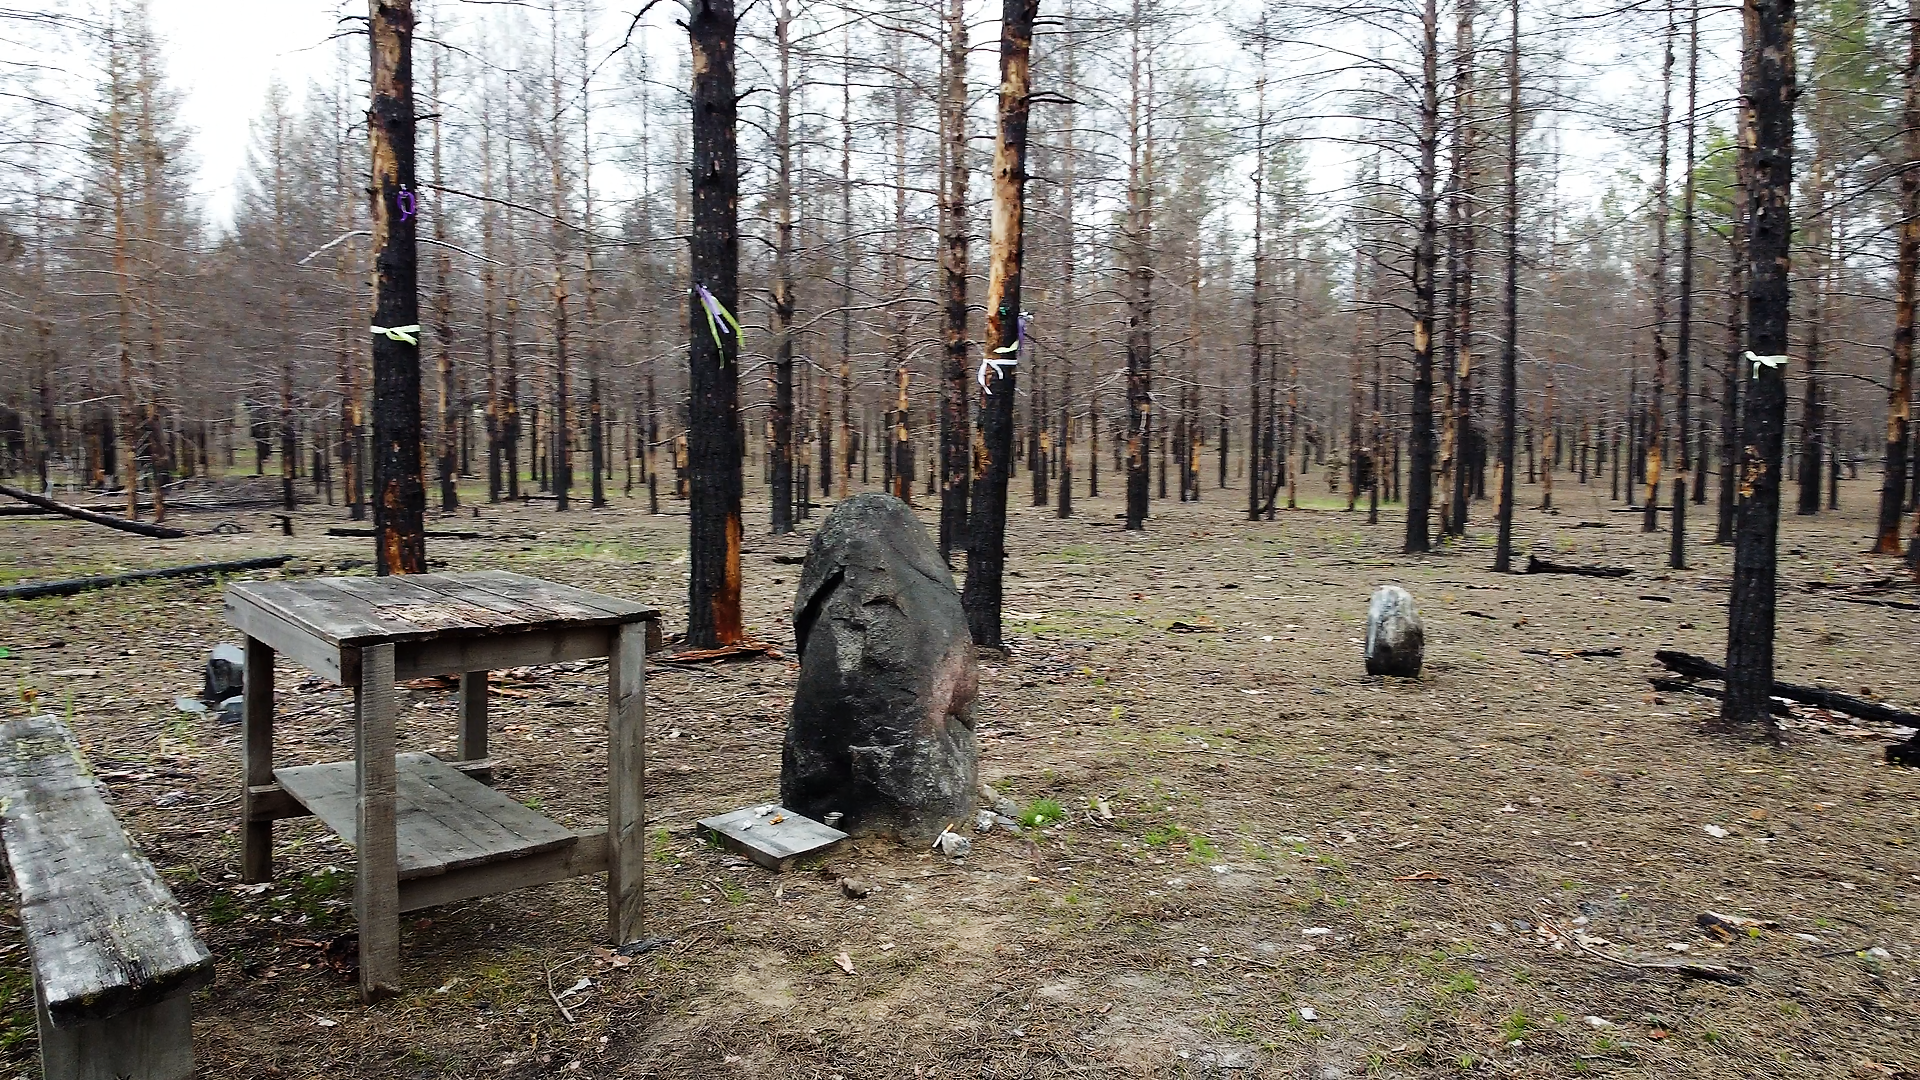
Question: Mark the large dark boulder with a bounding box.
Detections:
[781,494,978,844]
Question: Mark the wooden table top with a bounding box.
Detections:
[226,570,658,648]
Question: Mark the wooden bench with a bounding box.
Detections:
[0,715,213,1080]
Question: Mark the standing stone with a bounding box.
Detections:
[1365,585,1424,677]
[782,493,978,843]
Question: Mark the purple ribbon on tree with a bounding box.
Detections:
[396,186,416,222]
[693,283,744,356]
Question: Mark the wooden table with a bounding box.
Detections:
[224,570,658,1002]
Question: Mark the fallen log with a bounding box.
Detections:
[1649,676,1793,717]
[325,527,488,540]
[0,484,186,539]
[0,555,291,602]
[1653,650,1920,728]
[1524,555,1632,578]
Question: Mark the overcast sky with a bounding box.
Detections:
[147,0,349,227]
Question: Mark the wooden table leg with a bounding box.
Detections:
[457,670,490,783]
[241,636,275,884]
[606,621,647,945]
[353,643,401,1003]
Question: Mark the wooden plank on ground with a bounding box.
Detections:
[0,715,213,1026]
[277,753,578,880]
[697,805,847,870]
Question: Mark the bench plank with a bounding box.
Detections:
[0,716,212,1026]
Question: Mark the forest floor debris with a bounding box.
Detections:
[0,478,1916,1077]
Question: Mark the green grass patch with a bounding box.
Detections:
[1019,798,1065,828]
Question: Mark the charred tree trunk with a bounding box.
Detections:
[1493,0,1520,572]
[369,0,427,576]
[1721,0,1794,731]
[940,0,971,554]
[1123,0,1153,531]
[686,0,745,647]
[1879,0,1917,555]
[1406,0,1443,552]
[961,0,1039,649]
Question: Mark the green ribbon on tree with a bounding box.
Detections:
[371,324,421,345]
[693,284,743,355]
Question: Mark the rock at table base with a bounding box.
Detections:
[781,493,978,845]
[1365,585,1424,678]
[205,642,245,702]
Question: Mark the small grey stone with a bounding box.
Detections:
[1365,585,1424,677]
[217,695,245,724]
[840,877,872,899]
[933,829,972,859]
[205,642,245,702]
[174,696,208,715]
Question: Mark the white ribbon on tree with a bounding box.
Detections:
[371,324,421,345]
[1745,351,1789,379]
[978,312,1030,395]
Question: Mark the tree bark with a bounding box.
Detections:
[961,0,1040,649]
[1644,5,1675,534]
[1721,0,1794,732]
[770,0,797,535]
[1406,0,1442,552]
[431,48,458,512]
[1672,0,1698,569]
[940,0,972,554]
[686,0,745,647]
[1879,0,1917,555]
[1493,0,1520,572]
[1123,0,1153,531]
[369,0,427,576]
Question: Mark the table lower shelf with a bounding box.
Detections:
[275,752,579,881]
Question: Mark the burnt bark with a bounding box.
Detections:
[1405,0,1442,553]
[369,0,427,576]
[939,0,971,555]
[961,0,1039,649]
[1878,0,1917,555]
[1721,0,1793,732]
[687,0,745,647]
[1493,0,1520,573]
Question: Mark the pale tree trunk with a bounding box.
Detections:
[1644,4,1674,533]
[431,47,458,511]
[1247,26,1268,522]
[581,13,605,511]
[1672,0,1698,568]
[770,0,797,535]
[548,3,573,512]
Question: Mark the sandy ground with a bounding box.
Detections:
[1,469,1917,1079]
